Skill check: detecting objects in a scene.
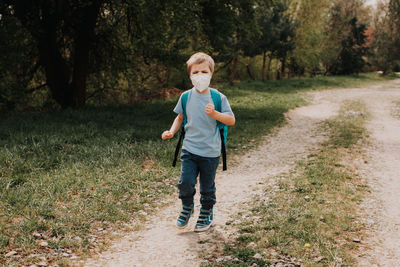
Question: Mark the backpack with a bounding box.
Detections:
[172,88,228,171]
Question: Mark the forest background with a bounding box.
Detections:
[1,0,400,112]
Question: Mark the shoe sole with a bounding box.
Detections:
[175,224,187,230]
[176,209,194,229]
[194,221,213,232]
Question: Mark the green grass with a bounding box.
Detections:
[0,73,390,265]
[206,100,370,266]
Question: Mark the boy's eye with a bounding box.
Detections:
[202,71,208,73]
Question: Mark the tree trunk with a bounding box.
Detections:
[276,60,281,80]
[267,55,272,80]
[246,64,255,80]
[12,0,101,108]
[281,55,287,79]
[262,51,267,81]
[36,8,73,108]
[229,56,238,85]
[71,2,101,107]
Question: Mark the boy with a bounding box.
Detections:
[161,52,235,232]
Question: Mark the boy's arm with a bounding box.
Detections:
[161,114,184,140]
[205,104,235,126]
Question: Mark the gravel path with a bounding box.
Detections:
[84,79,400,267]
[297,80,400,266]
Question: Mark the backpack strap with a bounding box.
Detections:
[172,91,190,167]
[181,90,190,126]
[210,88,227,171]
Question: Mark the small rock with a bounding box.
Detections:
[334,256,343,262]
[97,228,104,231]
[353,238,361,243]
[314,256,325,262]
[70,255,79,260]
[215,257,224,263]
[138,210,147,216]
[225,220,233,225]
[319,216,324,221]
[253,253,263,260]
[28,265,38,267]
[251,263,258,267]
[62,253,70,257]
[37,261,48,266]
[366,219,375,225]
[223,255,233,261]
[5,251,17,257]
[304,195,310,200]
[33,232,42,239]
[74,236,82,242]
[268,249,278,257]
[39,241,49,247]
[247,242,257,248]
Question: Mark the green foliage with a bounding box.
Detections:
[291,0,332,75]
[250,0,297,78]
[291,0,369,75]
[370,0,400,73]
[0,12,40,112]
[0,0,389,112]
[327,2,368,74]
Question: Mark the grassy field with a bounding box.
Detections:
[204,100,370,266]
[0,73,391,265]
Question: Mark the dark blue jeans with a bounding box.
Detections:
[178,149,220,209]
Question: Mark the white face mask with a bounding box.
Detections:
[190,74,211,92]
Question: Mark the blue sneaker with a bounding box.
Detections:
[194,207,213,232]
[176,203,194,229]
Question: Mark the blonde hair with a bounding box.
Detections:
[186,52,215,74]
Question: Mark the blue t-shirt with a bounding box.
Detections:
[174,88,234,157]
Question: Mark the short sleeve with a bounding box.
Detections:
[221,94,234,116]
[173,95,183,114]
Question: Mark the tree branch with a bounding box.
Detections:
[25,83,48,94]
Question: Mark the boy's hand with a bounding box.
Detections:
[205,103,216,117]
[162,130,174,140]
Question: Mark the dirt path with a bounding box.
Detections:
[84,80,400,267]
[297,80,400,266]
[352,81,400,266]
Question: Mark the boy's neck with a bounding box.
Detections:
[195,88,210,94]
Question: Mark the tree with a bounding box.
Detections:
[0,11,39,111]
[0,1,102,108]
[252,0,297,80]
[326,0,368,75]
[370,0,400,73]
[0,0,197,109]
[197,0,260,84]
[291,0,331,75]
